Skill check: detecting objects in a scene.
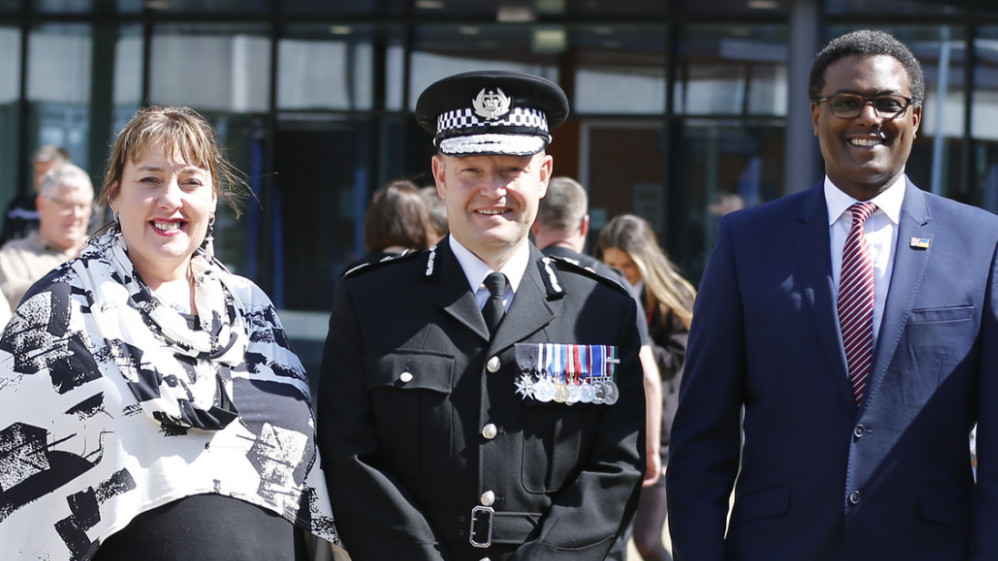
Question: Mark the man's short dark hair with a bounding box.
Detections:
[808,29,926,107]
[536,176,588,234]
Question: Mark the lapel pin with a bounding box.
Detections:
[909,237,930,249]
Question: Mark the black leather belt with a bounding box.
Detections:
[468,507,541,548]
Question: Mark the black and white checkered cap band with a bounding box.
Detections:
[435,106,549,136]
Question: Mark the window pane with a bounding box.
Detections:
[679,0,788,16]
[0,26,20,203]
[282,0,405,15]
[825,0,963,15]
[145,0,269,13]
[279,24,399,111]
[28,23,92,171]
[114,25,143,106]
[975,27,998,213]
[150,24,271,113]
[586,123,667,232]
[675,26,788,116]
[272,117,375,310]
[572,25,666,114]
[410,25,559,111]
[565,0,667,16]
[675,121,786,279]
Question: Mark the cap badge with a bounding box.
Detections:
[472,87,511,120]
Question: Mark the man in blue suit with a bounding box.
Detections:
[666,29,998,561]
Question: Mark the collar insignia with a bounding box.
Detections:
[472,87,511,120]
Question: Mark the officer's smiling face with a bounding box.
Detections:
[433,151,552,269]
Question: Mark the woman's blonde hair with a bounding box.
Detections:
[99,105,246,217]
[595,214,696,329]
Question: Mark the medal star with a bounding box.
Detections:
[515,374,536,399]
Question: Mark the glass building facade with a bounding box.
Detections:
[1,0,997,324]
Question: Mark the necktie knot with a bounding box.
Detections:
[484,272,506,300]
[482,272,507,336]
[850,201,877,225]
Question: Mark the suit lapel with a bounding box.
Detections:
[430,239,491,341]
[794,185,855,406]
[867,181,931,404]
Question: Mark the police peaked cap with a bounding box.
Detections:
[415,70,570,157]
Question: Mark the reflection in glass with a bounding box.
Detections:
[0,26,20,204]
[675,121,785,278]
[279,25,402,111]
[409,25,559,110]
[680,0,788,15]
[974,27,998,213]
[674,26,788,116]
[824,0,962,15]
[28,24,92,171]
[572,26,667,114]
[150,24,271,112]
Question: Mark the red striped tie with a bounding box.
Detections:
[839,202,877,404]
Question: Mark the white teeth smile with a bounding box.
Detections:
[153,221,182,231]
[850,138,883,147]
[478,209,506,215]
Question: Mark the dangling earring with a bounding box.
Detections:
[202,215,215,260]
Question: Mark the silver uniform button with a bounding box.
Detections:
[486,356,501,372]
[400,371,413,383]
[849,490,861,505]
[482,423,498,439]
[480,490,495,506]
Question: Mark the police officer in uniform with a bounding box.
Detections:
[317,71,646,561]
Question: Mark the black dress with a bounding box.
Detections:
[91,493,308,561]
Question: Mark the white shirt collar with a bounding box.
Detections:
[824,174,906,226]
[449,236,530,294]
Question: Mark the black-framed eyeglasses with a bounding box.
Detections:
[815,93,913,120]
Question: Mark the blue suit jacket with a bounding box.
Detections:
[666,179,998,561]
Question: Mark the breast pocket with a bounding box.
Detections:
[367,350,455,476]
[893,305,975,402]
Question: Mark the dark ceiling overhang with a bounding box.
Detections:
[911,0,996,11]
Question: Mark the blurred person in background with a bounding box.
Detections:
[0,144,71,246]
[596,213,696,561]
[347,179,434,272]
[0,162,93,309]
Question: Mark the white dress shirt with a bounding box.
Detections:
[449,236,529,313]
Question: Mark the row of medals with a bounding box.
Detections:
[515,373,619,405]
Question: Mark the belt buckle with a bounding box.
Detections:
[469,505,495,548]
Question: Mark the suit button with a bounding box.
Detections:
[482,423,498,440]
[486,356,501,372]
[399,371,413,383]
[849,491,862,505]
[480,490,495,506]
[853,425,865,439]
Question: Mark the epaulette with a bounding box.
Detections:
[341,249,427,279]
[542,254,630,297]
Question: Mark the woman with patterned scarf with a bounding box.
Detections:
[0,106,345,561]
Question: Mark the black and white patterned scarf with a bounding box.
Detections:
[0,228,341,560]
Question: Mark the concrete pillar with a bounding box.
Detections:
[783,0,822,194]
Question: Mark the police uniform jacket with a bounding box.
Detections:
[317,236,645,561]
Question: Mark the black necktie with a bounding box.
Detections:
[482,272,506,336]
